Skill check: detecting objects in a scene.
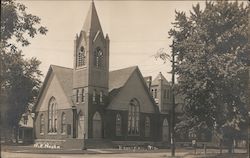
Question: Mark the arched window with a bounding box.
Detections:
[145,116,150,137]
[100,91,103,103]
[61,112,66,134]
[162,118,169,141]
[77,46,85,67]
[116,113,122,136]
[40,114,45,134]
[93,89,96,102]
[94,47,104,68]
[78,111,85,139]
[92,112,102,138]
[48,97,57,133]
[128,98,140,135]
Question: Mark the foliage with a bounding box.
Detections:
[161,1,249,139]
[1,0,47,128]
[1,0,47,50]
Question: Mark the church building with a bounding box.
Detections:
[34,1,177,149]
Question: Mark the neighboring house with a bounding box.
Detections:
[18,110,34,144]
[33,1,170,149]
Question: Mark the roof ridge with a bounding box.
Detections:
[110,65,138,72]
[50,64,73,70]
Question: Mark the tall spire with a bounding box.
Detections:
[82,1,103,35]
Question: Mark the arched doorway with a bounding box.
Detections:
[92,112,102,138]
[77,111,84,139]
[162,118,169,142]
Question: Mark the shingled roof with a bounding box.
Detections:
[50,65,73,101]
[108,66,138,101]
[109,66,137,92]
[152,72,169,86]
[37,65,137,105]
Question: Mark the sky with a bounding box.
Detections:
[20,0,204,81]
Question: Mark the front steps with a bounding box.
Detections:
[85,139,114,149]
[63,138,84,149]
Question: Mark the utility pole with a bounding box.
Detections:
[170,41,176,157]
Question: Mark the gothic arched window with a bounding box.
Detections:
[145,116,150,137]
[40,114,45,134]
[94,47,104,68]
[128,98,140,135]
[61,112,66,134]
[48,97,57,133]
[77,46,86,67]
[116,113,122,136]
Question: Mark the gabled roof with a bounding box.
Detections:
[34,65,73,111]
[35,64,159,112]
[152,72,169,86]
[108,66,137,101]
[109,66,137,92]
[108,66,159,112]
[50,65,73,101]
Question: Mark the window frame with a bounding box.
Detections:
[128,98,140,136]
[48,97,58,134]
[145,116,150,137]
[61,112,66,134]
[40,114,45,135]
[116,113,122,136]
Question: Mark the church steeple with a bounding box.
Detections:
[82,1,103,38]
[72,0,110,139]
[73,0,109,96]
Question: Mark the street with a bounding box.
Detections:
[1,146,248,158]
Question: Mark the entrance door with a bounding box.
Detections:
[92,112,102,138]
[78,111,84,139]
[162,118,169,141]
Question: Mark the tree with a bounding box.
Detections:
[159,0,249,152]
[0,0,47,140]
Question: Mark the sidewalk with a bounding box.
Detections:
[1,144,248,157]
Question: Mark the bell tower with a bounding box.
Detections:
[72,1,109,139]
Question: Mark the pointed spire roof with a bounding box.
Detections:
[82,1,103,35]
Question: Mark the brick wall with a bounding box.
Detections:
[35,108,73,140]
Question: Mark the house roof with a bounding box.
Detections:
[109,66,137,92]
[36,65,138,109]
[152,72,169,86]
[108,66,138,101]
[50,65,73,102]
